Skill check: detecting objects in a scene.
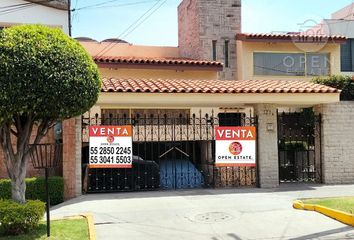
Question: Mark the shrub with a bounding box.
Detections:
[0,177,64,205]
[0,199,45,235]
[279,141,308,151]
[312,75,354,100]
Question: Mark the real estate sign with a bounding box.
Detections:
[89,126,133,168]
[215,126,256,167]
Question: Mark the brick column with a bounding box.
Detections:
[254,104,279,188]
[62,116,82,199]
[315,102,354,184]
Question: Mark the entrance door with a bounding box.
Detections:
[277,110,322,183]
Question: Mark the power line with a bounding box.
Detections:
[73,1,159,12]
[118,0,162,39]
[0,2,34,10]
[95,0,166,58]
[0,1,55,16]
[120,0,166,40]
[0,4,36,16]
[73,0,122,11]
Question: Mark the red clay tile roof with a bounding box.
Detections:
[94,56,223,67]
[102,78,340,94]
[236,33,347,43]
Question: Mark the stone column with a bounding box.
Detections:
[62,116,82,199]
[254,104,279,188]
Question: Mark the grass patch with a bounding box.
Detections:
[0,218,89,240]
[303,196,354,214]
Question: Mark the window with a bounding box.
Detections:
[341,39,354,72]
[212,40,217,61]
[253,52,330,76]
[218,113,245,126]
[224,40,229,67]
[306,53,330,76]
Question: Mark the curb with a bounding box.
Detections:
[82,213,97,240]
[293,200,354,227]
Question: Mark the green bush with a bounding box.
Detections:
[0,199,45,235]
[312,75,354,100]
[279,141,308,151]
[0,177,64,205]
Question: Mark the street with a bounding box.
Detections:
[52,184,354,240]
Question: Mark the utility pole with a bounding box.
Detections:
[68,0,72,36]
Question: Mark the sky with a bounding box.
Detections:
[71,0,354,46]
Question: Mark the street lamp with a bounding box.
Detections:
[29,143,62,237]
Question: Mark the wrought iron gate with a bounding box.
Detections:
[82,112,258,193]
[277,110,322,183]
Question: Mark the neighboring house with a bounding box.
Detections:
[0,0,69,33]
[236,33,343,81]
[0,0,69,187]
[307,3,354,74]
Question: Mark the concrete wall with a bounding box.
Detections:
[254,104,279,188]
[332,3,354,20]
[0,0,69,34]
[80,41,180,58]
[237,41,341,81]
[315,101,354,184]
[178,0,241,80]
[99,68,218,80]
[178,0,201,60]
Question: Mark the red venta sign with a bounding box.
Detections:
[215,127,256,167]
[89,126,133,169]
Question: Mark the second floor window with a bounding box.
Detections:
[341,39,354,72]
[212,40,217,61]
[224,40,229,68]
[253,52,330,76]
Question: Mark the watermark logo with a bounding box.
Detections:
[291,17,331,52]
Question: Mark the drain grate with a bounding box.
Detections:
[194,212,233,223]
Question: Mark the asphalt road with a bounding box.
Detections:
[52,184,354,240]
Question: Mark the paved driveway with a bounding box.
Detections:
[52,184,354,240]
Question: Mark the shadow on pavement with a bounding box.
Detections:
[289,226,354,240]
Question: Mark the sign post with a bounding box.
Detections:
[215,126,256,167]
[89,126,133,168]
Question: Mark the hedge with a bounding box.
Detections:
[0,176,64,205]
[0,199,45,235]
[312,75,354,100]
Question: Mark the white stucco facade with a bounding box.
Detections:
[0,0,69,34]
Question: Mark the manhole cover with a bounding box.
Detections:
[194,212,233,223]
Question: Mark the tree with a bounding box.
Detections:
[0,25,101,203]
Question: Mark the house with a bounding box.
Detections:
[306,3,354,74]
[0,0,69,33]
[71,0,352,196]
[1,0,353,200]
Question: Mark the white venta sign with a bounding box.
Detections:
[89,126,133,168]
[215,126,256,167]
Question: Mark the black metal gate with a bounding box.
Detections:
[82,112,258,193]
[277,109,322,183]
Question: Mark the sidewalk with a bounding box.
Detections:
[52,184,354,240]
